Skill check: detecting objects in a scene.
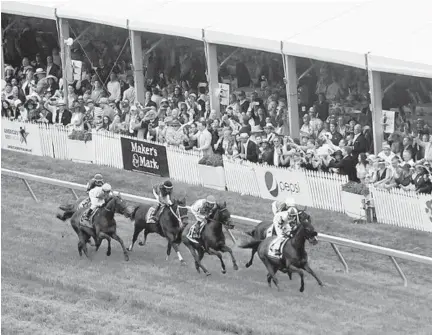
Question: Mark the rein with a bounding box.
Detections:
[168,204,188,227]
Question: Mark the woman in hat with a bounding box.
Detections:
[412,164,432,194]
[214,126,238,158]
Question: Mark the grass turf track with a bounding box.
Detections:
[1,149,432,335]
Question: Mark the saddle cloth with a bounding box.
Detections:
[78,198,90,209]
[80,208,98,228]
[268,236,290,259]
[186,222,205,242]
[146,207,156,222]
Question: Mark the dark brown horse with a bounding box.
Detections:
[127,199,189,264]
[182,202,238,276]
[57,194,131,261]
[238,219,323,292]
[244,211,311,268]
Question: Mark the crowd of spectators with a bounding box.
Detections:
[2,42,432,195]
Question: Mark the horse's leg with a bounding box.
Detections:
[98,232,112,257]
[110,232,129,262]
[166,241,172,261]
[262,258,279,290]
[128,224,144,251]
[207,248,227,274]
[182,238,210,275]
[267,273,272,287]
[219,245,238,271]
[303,263,324,287]
[171,243,186,265]
[245,246,257,268]
[287,268,293,280]
[287,264,305,293]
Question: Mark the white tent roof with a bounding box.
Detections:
[2,0,432,78]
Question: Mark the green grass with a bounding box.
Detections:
[2,149,432,335]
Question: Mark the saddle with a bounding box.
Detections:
[186,222,205,243]
[80,208,98,228]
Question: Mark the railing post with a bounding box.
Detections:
[70,188,79,200]
[330,243,349,273]
[389,256,408,287]
[22,178,39,202]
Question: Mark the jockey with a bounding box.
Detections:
[86,174,104,193]
[271,197,297,215]
[147,180,174,224]
[188,195,217,241]
[268,206,299,240]
[84,183,113,222]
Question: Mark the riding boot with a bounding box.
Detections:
[85,208,93,221]
[148,205,160,224]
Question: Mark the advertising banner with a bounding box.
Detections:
[1,119,43,156]
[120,137,170,177]
[254,166,313,206]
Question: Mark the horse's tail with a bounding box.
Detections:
[59,203,75,212]
[237,237,261,250]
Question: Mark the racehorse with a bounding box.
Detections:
[244,210,311,269]
[238,219,323,292]
[182,202,238,276]
[57,194,131,261]
[127,199,189,264]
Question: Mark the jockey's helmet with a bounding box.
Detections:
[206,195,216,204]
[287,207,298,217]
[102,183,112,192]
[285,197,296,207]
[163,180,173,189]
[94,173,103,181]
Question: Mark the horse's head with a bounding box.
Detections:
[299,217,318,245]
[172,197,189,226]
[210,202,234,229]
[105,193,130,217]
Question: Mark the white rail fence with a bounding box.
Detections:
[2,168,432,287]
[2,118,432,232]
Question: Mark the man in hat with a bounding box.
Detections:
[237,132,258,163]
[378,142,395,164]
[263,123,277,143]
[46,55,61,79]
[414,135,432,164]
[272,136,289,167]
[238,91,250,114]
[35,68,46,82]
[54,100,72,126]
[259,139,274,165]
[107,73,121,103]
[99,97,116,121]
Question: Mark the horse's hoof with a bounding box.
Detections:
[245,262,251,268]
[106,251,111,256]
[180,260,186,266]
[126,247,132,252]
[221,270,226,274]
[205,272,211,277]
[124,255,129,262]
[233,264,239,271]
[138,242,144,246]
[300,287,305,293]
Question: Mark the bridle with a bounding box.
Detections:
[168,203,188,228]
[206,207,231,225]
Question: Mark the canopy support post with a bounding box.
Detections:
[368,69,383,154]
[130,30,145,104]
[204,41,220,118]
[59,18,71,108]
[1,28,4,80]
[283,54,300,138]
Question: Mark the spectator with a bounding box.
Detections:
[107,73,121,103]
[191,120,212,156]
[236,132,258,163]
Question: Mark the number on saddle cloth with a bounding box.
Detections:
[146,206,157,222]
[78,198,90,209]
[80,208,97,227]
[269,236,288,257]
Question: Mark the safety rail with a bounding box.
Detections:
[2,168,432,287]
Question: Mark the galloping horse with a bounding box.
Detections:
[128,199,189,264]
[238,219,323,292]
[244,210,311,268]
[57,194,131,261]
[182,202,238,276]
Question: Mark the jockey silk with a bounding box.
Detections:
[152,185,172,206]
[88,186,112,211]
[190,199,211,222]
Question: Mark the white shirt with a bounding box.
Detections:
[107,80,121,102]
